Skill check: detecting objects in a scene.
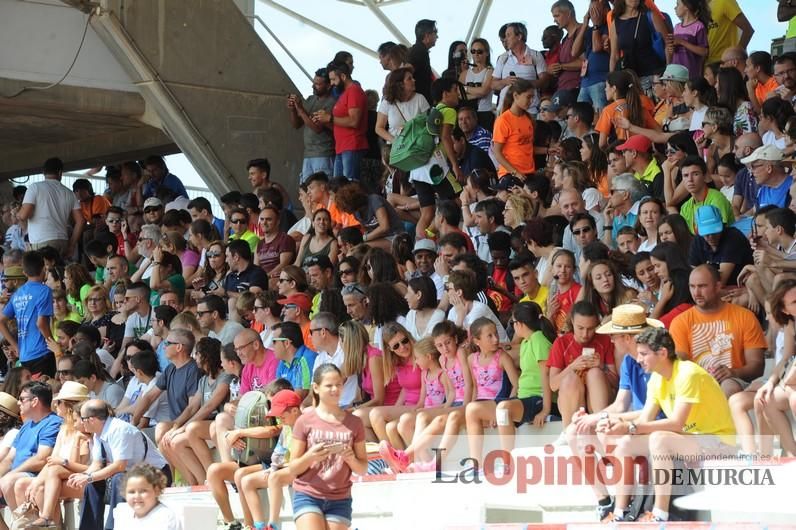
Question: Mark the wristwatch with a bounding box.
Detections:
[599,412,609,421]
[62,458,68,467]
[86,472,94,483]
[628,421,638,435]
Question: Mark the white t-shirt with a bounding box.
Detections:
[22,180,80,244]
[447,301,509,342]
[377,93,430,139]
[122,375,170,424]
[689,106,708,132]
[493,45,547,114]
[403,309,446,340]
[312,341,358,407]
[114,502,182,530]
[762,130,787,150]
[124,309,153,340]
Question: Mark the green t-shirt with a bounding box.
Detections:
[229,230,260,254]
[149,273,186,307]
[518,330,552,399]
[679,188,735,234]
[67,284,92,318]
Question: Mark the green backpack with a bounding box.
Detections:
[230,390,277,465]
[389,107,442,171]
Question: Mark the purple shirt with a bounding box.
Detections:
[672,20,707,80]
[557,32,581,90]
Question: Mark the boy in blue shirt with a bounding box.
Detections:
[0,251,55,377]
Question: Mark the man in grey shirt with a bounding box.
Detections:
[198,294,244,346]
[288,67,336,183]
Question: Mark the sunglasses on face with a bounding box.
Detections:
[144,207,160,214]
[572,227,592,235]
[390,337,411,351]
[338,268,354,276]
[206,252,222,258]
[231,218,247,224]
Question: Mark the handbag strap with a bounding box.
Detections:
[98,430,149,465]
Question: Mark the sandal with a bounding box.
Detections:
[28,517,56,528]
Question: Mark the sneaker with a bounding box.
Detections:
[595,498,614,521]
[378,440,410,473]
[225,522,243,530]
[408,458,437,473]
[637,511,665,522]
[601,511,628,523]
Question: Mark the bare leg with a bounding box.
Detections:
[37,465,72,520]
[267,469,294,524]
[465,401,497,461]
[214,412,235,463]
[584,367,612,413]
[353,406,376,442]
[762,387,796,456]
[558,372,586,428]
[369,405,415,442]
[385,420,403,449]
[186,421,214,477]
[729,387,758,454]
[396,411,417,448]
[207,461,239,523]
[234,465,265,527]
[172,430,207,484]
[241,469,270,525]
[415,205,435,241]
[160,434,198,485]
[496,399,524,453]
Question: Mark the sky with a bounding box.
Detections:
[162,0,783,188]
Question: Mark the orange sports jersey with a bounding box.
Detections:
[754,77,779,105]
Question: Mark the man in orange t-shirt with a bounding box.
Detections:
[745,51,780,113]
[669,265,766,398]
[305,171,358,232]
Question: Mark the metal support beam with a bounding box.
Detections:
[248,15,314,82]
[466,0,493,43]
[361,0,411,46]
[257,0,378,59]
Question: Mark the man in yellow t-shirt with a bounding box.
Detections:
[509,255,548,313]
[598,327,735,523]
[707,0,754,64]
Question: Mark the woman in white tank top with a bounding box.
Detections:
[460,38,495,130]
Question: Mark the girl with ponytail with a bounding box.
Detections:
[595,70,658,148]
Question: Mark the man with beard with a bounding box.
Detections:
[288,68,336,183]
[312,62,368,181]
[774,52,796,105]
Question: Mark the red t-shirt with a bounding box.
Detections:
[292,408,366,500]
[546,333,615,371]
[333,83,369,153]
[114,231,136,257]
[256,232,296,275]
[553,283,581,332]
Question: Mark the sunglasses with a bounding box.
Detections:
[702,121,715,127]
[572,227,592,235]
[143,207,160,214]
[470,49,485,55]
[231,219,247,224]
[206,251,222,258]
[278,277,292,283]
[390,337,411,351]
[339,268,354,276]
[56,369,73,376]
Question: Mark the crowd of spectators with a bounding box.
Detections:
[0,0,795,528]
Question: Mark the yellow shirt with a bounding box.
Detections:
[707,0,743,63]
[647,359,736,443]
[520,284,549,313]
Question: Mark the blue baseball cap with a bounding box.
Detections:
[695,205,724,236]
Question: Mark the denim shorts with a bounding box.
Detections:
[293,490,353,526]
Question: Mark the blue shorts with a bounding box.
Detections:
[293,490,353,526]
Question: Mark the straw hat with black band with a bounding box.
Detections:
[0,392,20,418]
[596,304,664,335]
[53,381,90,402]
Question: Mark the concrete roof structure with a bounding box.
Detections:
[0,0,303,197]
